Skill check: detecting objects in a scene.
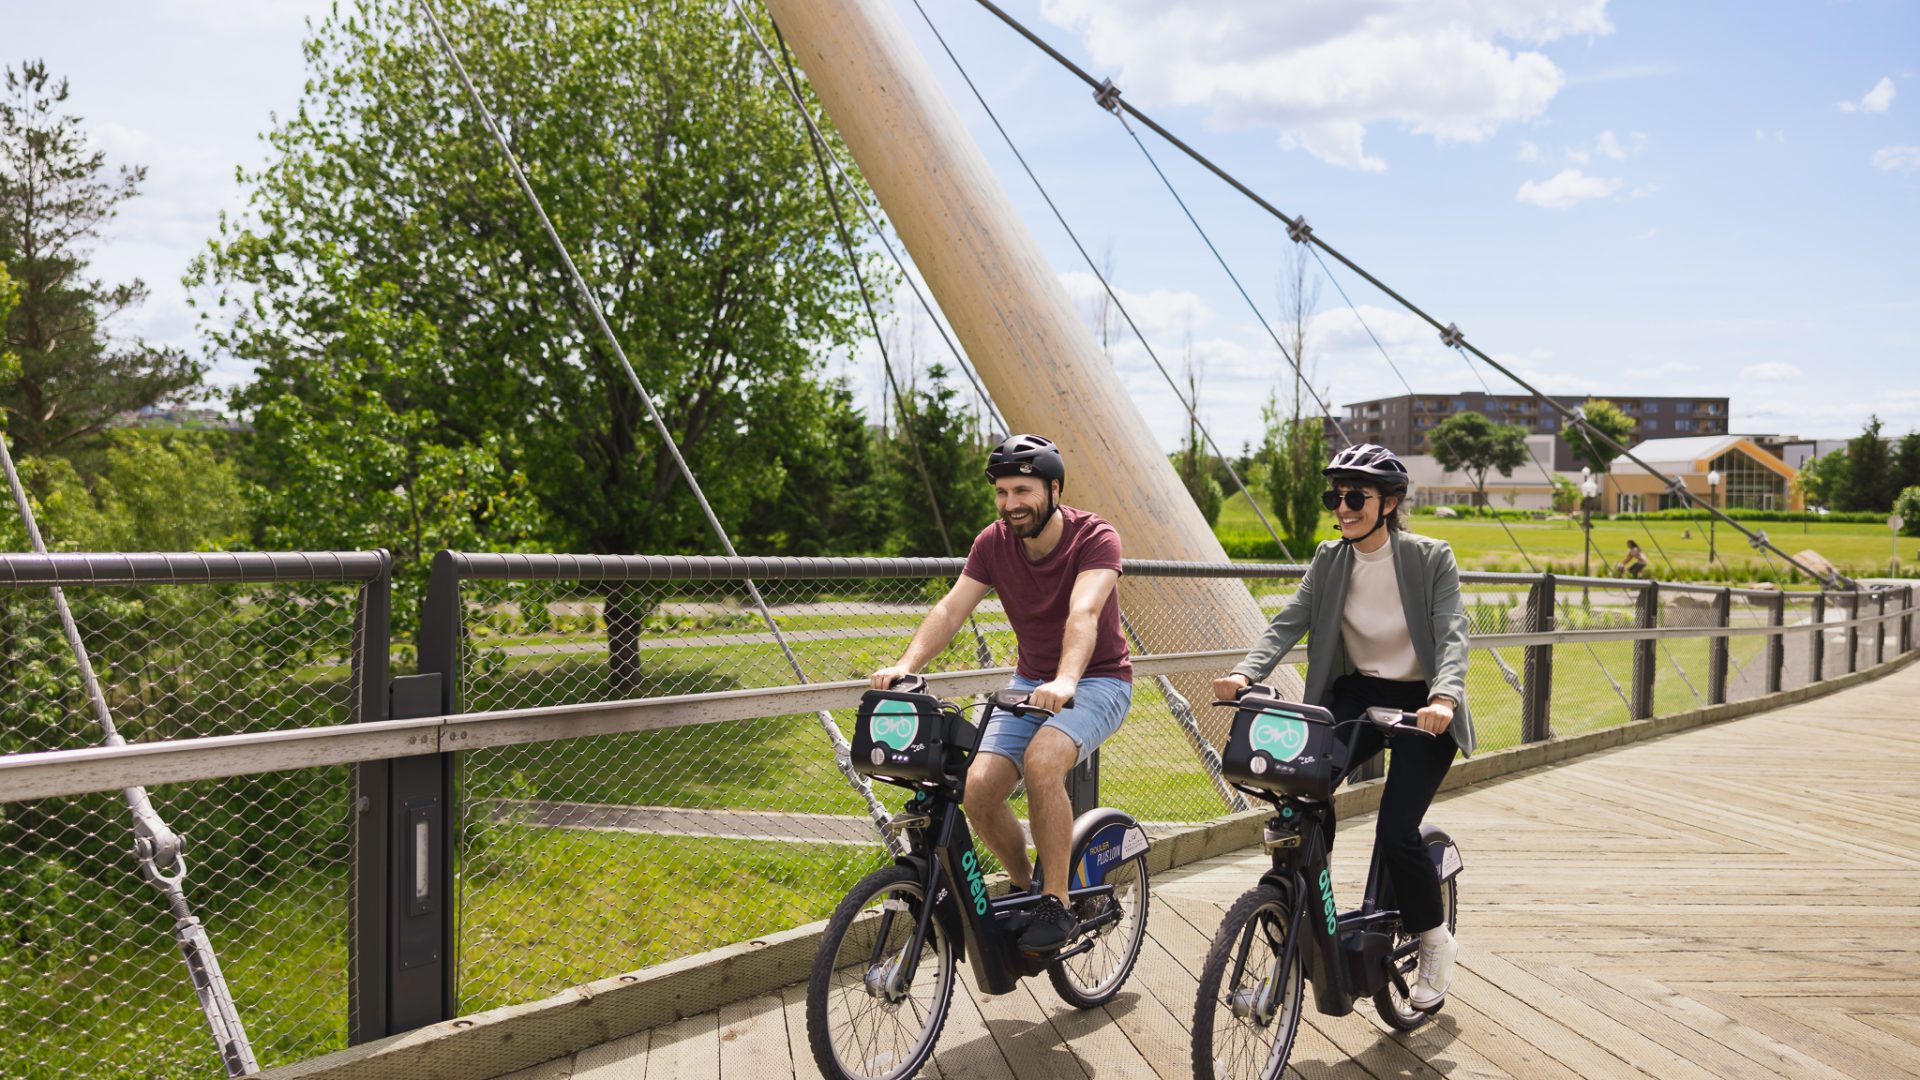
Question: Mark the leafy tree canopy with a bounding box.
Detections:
[193,0,880,564]
[1430,411,1529,506]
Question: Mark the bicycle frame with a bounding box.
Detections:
[1244,798,1422,1019]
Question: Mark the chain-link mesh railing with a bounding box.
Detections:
[2,550,1913,1077]
[0,553,387,1078]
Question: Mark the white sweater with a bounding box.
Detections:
[1340,541,1423,681]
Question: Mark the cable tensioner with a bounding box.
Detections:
[1440,323,1467,349]
[1093,78,1123,114]
[1287,216,1313,243]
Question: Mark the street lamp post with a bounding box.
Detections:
[1707,469,1721,567]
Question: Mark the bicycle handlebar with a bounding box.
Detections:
[992,688,1073,719]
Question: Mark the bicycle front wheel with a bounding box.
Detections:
[1191,884,1303,1080]
[807,865,957,1080]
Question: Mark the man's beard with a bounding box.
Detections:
[1003,505,1050,539]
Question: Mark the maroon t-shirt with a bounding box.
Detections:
[961,506,1131,683]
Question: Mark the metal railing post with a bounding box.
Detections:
[1765,590,1785,695]
[369,551,462,1037]
[1522,574,1555,742]
[1811,592,1827,683]
[349,552,394,1045]
[1906,586,1915,654]
[1631,582,1658,720]
[1875,590,1887,665]
[1845,590,1860,674]
[1708,588,1731,706]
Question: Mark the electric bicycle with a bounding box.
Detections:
[806,676,1151,1080]
[1190,685,1464,1080]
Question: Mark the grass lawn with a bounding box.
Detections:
[1214,499,1914,580]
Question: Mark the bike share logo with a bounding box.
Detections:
[1318,868,1337,935]
[959,851,989,915]
[869,699,920,765]
[1247,709,1310,774]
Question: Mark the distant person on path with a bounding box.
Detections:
[869,433,1130,955]
[1213,443,1472,1012]
[1618,539,1649,579]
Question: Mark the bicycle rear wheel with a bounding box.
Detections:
[807,865,956,1080]
[1373,874,1457,1031]
[1048,847,1149,1008]
[1191,884,1302,1080]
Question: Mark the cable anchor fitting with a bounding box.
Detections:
[1287,216,1313,243]
[1093,78,1123,114]
[1439,323,1467,349]
[1748,529,1770,551]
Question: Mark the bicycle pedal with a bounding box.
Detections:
[1023,935,1095,961]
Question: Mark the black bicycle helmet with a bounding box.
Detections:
[1323,443,1410,491]
[984,433,1066,491]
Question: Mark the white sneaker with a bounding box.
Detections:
[1409,928,1457,1011]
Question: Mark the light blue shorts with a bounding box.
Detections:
[976,674,1133,772]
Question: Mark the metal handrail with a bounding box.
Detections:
[3,598,1911,804]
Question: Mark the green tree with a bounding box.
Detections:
[738,378,881,557]
[1563,398,1638,475]
[1894,431,1920,494]
[194,1,877,690]
[1837,416,1895,512]
[0,62,202,456]
[1550,473,1580,515]
[1794,448,1849,511]
[1895,486,1920,539]
[1430,411,1529,507]
[880,364,993,557]
[1253,393,1327,553]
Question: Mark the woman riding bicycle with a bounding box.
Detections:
[1211,443,1471,1011]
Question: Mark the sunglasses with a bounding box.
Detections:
[1321,489,1378,512]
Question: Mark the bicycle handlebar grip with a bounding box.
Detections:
[991,688,1072,718]
[888,673,929,694]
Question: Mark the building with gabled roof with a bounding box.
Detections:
[1602,434,1801,514]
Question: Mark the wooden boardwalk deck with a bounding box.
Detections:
[498,661,1920,1079]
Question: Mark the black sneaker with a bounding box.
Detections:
[1018,894,1079,953]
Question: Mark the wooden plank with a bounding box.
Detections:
[494,1060,575,1080]
[571,1031,647,1080]
[718,994,792,1079]
[643,1012,720,1080]
[1670,985,1920,1080]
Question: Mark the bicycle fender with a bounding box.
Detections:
[898,852,971,964]
[1420,824,1463,883]
[1065,808,1149,890]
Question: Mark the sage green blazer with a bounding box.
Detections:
[1230,529,1474,756]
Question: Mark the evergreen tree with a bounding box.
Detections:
[0,61,201,456]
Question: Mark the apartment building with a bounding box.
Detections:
[1338,391,1730,471]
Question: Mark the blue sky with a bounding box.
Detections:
[15,1,1919,454]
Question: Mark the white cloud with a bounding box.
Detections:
[1516,168,1622,208]
[1872,145,1920,173]
[156,0,332,30]
[1039,0,1613,170]
[1630,183,1659,198]
[1566,147,1591,165]
[1838,76,1896,114]
[1595,130,1626,159]
[1754,128,1787,143]
[1517,140,1543,163]
[1742,362,1802,381]
[1634,227,1659,240]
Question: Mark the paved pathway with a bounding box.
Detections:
[493,659,1920,1079]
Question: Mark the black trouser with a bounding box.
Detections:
[1325,673,1459,936]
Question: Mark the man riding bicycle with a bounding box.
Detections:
[870,433,1132,954]
[1212,443,1472,1011]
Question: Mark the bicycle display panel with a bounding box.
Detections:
[852,688,978,786]
[1221,696,1342,800]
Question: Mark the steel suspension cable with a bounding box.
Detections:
[0,431,257,1076]
[763,17,1000,668]
[1305,245,1418,401]
[410,0,902,849]
[904,0,1296,562]
[1111,110,1351,446]
[961,0,1847,590]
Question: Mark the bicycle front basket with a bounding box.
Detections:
[1221,695,1341,800]
[852,688,974,787]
